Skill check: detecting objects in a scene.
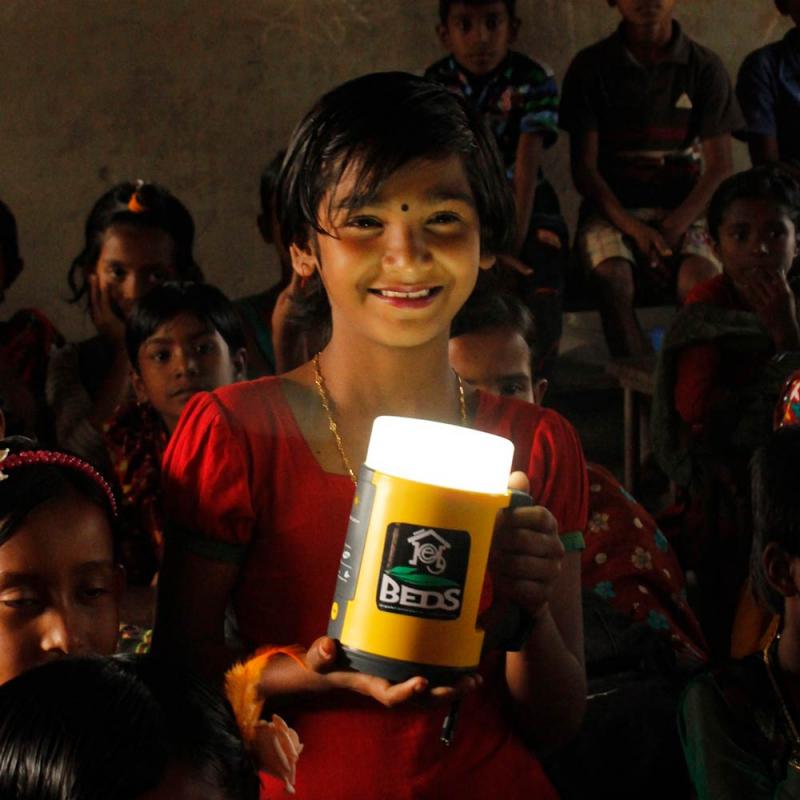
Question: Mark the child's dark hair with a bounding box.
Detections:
[750,426,800,614]
[277,71,515,327]
[0,655,259,800]
[438,0,516,24]
[0,437,118,550]
[125,282,245,372]
[67,181,203,306]
[707,165,800,243]
[260,150,287,221]
[0,199,22,293]
[450,274,535,350]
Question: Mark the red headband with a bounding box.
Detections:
[0,449,118,517]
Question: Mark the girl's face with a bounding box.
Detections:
[94,224,178,320]
[132,312,246,433]
[716,197,799,292]
[291,155,494,351]
[0,490,120,684]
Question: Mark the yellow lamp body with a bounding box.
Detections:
[328,465,513,684]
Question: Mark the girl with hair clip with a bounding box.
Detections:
[156,72,588,799]
[47,181,202,469]
[0,437,122,684]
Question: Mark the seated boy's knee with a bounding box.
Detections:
[592,257,635,300]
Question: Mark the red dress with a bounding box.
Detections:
[163,378,588,799]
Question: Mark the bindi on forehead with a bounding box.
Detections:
[401,203,409,212]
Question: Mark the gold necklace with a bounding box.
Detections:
[763,635,800,752]
[312,352,467,485]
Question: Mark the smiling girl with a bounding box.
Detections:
[47,182,202,469]
[155,72,587,799]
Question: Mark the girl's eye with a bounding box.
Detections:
[109,265,127,280]
[1,594,42,611]
[80,586,111,602]
[195,341,217,356]
[345,216,382,230]
[151,350,171,363]
[499,381,525,397]
[428,212,461,226]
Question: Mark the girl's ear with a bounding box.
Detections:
[764,542,799,599]
[290,242,320,278]
[130,366,149,405]
[479,253,496,271]
[231,347,248,381]
[533,378,548,406]
[436,23,451,49]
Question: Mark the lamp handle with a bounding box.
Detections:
[483,489,534,652]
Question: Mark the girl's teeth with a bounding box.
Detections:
[380,289,431,298]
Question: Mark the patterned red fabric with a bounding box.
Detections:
[582,464,708,665]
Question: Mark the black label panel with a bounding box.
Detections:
[376,522,470,620]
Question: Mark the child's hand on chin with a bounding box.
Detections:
[486,471,564,626]
[259,637,481,708]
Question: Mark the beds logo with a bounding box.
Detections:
[377,523,470,620]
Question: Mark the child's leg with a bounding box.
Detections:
[579,214,649,358]
[676,220,721,303]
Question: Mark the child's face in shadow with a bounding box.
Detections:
[438,2,517,76]
[133,312,246,434]
[715,197,799,293]
[0,489,120,685]
[94,224,178,320]
[291,155,494,351]
[449,325,546,404]
[610,0,676,28]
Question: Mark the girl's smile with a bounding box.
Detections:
[291,155,494,349]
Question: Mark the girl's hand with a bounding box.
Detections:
[486,471,564,624]
[258,637,481,709]
[89,274,126,344]
[746,269,800,351]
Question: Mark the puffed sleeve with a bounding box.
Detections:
[162,391,255,563]
[526,409,589,553]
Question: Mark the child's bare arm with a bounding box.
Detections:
[153,548,243,681]
[748,134,781,167]
[660,134,734,250]
[512,133,544,256]
[493,472,586,752]
[571,130,671,266]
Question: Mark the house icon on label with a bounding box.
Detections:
[407,528,451,575]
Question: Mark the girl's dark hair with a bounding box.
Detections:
[125,282,245,372]
[438,0,516,24]
[0,655,259,800]
[277,71,515,328]
[0,199,22,293]
[0,437,118,549]
[750,426,800,614]
[450,273,535,349]
[707,165,800,243]
[67,181,202,306]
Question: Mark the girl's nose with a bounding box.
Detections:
[382,224,429,271]
[40,607,84,656]
[174,349,199,377]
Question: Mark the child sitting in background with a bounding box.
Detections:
[156,71,587,800]
[652,164,800,656]
[47,181,202,469]
[560,0,742,357]
[449,283,705,799]
[424,0,567,378]
[104,282,246,586]
[737,0,800,174]
[0,438,121,685]
[0,655,260,800]
[0,198,63,439]
[680,425,800,799]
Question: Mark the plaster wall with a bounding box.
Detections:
[0,1,791,338]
